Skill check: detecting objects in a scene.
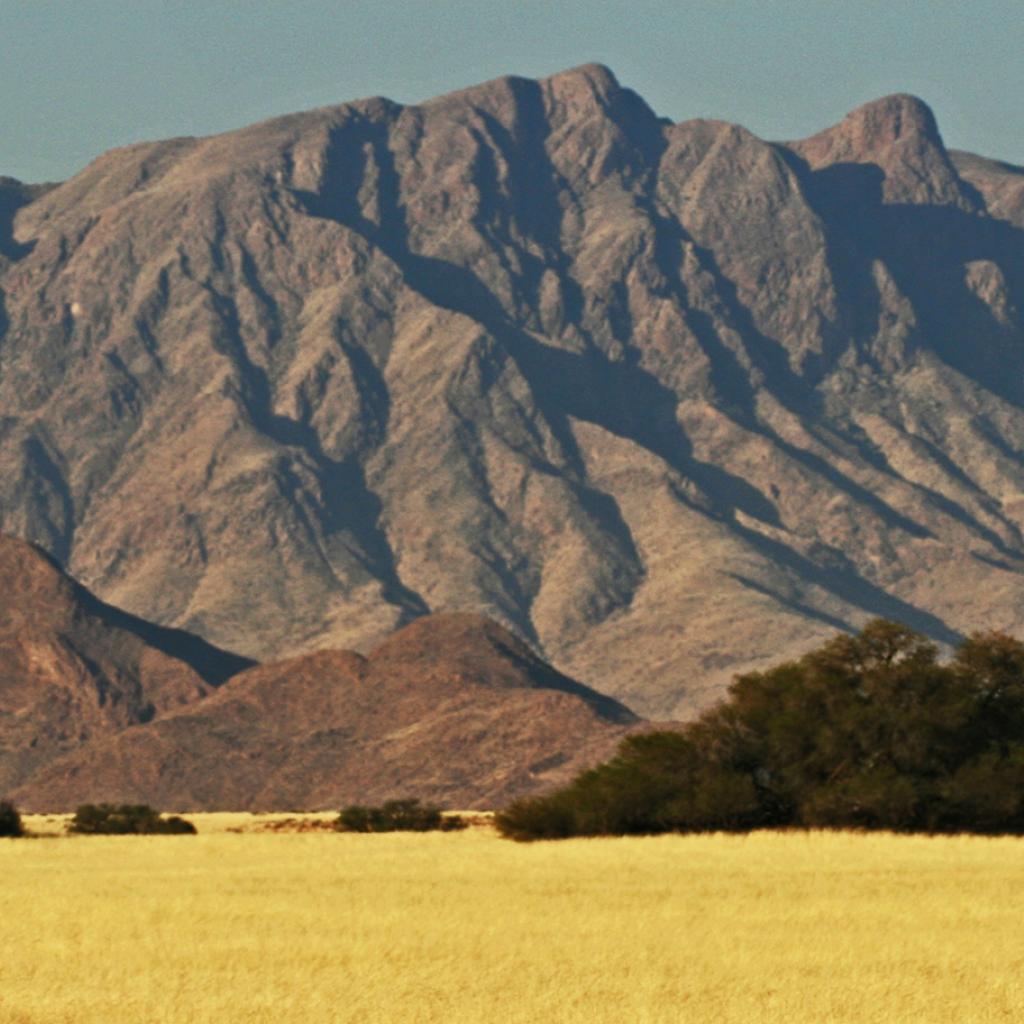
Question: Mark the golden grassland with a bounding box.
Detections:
[2,817,1023,1023]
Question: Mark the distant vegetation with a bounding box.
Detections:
[497,620,1024,839]
[336,799,466,833]
[69,804,196,835]
[0,800,23,837]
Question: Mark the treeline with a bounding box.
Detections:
[68,804,197,834]
[0,803,198,838]
[0,799,464,838]
[336,799,466,832]
[497,620,1024,839]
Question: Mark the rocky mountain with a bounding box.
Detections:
[0,534,251,794]
[11,611,640,811]
[1,65,1023,719]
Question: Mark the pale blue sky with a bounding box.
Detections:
[1,0,1021,183]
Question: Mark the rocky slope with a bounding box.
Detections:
[1,65,1023,718]
[0,534,250,793]
[11,612,640,811]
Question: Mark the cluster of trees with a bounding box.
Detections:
[336,798,466,832]
[1,798,463,837]
[0,801,197,836]
[68,804,196,835]
[497,620,1024,840]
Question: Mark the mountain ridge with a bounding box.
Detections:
[1,66,1023,718]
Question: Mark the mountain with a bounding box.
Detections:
[0,535,643,810]
[11,612,640,811]
[950,150,1024,228]
[1,65,1023,718]
[0,534,251,794]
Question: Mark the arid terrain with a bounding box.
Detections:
[2,65,1023,720]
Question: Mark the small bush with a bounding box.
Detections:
[336,798,461,833]
[68,804,196,835]
[0,800,23,838]
[150,815,198,835]
[372,799,442,831]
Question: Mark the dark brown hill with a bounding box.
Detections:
[12,612,642,811]
[0,534,251,793]
[1,66,1023,718]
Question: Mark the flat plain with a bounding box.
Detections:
[1,818,1022,1022]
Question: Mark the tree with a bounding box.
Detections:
[68,804,196,835]
[0,800,23,838]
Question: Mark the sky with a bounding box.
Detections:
[1,0,1021,184]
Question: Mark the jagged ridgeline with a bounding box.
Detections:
[1,65,1023,718]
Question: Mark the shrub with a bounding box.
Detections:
[336,798,460,833]
[337,804,374,832]
[150,815,198,835]
[68,804,196,835]
[0,800,23,838]
[495,791,579,841]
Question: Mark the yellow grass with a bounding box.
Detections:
[2,819,1023,1022]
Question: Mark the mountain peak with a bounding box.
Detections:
[792,93,942,158]
[423,63,620,115]
[544,62,620,95]
[788,92,976,209]
[838,93,942,147]
[368,613,637,723]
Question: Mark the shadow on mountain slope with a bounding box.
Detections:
[294,114,966,649]
[782,153,1024,403]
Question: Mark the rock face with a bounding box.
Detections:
[1,65,1023,718]
[0,535,251,794]
[12,612,640,811]
[951,150,1024,229]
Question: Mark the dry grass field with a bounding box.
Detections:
[1,817,1023,1022]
